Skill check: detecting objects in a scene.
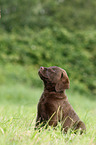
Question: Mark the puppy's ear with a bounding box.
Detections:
[55,72,70,92]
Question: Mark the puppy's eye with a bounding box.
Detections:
[52,68,56,71]
[51,69,56,73]
[44,67,47,70]
[61,72,63,78]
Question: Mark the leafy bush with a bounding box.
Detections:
[0,0,96,31]
[0,27,96,95]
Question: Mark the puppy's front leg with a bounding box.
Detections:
[48,113,58,127]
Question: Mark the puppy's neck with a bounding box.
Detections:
[43,81,66,96]
[44,85,66,95]
[44,81,55,92]
[43,89,67,99]
[44,88,65,94]
[44,86,56,92]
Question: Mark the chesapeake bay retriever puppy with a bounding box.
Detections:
[35,66,86,133]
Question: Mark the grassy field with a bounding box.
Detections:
[0,84,96,145]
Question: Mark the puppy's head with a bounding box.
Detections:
[38,66,70,92]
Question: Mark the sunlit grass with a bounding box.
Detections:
[0,84,96,145]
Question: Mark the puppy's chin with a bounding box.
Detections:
[38,71,47,81]
[38,71,44,80]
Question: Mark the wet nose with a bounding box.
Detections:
[40,66,44,70]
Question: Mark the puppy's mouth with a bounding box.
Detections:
[38,71,48,81]
[38,67,48,80]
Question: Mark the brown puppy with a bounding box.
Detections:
[35,66,86,133]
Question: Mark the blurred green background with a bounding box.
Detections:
[0,1,96,144]
[0,0,96,97]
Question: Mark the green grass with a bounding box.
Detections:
[0,84,96,145]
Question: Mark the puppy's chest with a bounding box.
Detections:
[41,93,69,111]
[45,97,68,110]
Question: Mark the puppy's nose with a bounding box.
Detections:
[40,66,44,70]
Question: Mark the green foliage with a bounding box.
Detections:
[0,64,42,88]
[0,0,96,31]
[0,28,96,95]
[0,0,96,96]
